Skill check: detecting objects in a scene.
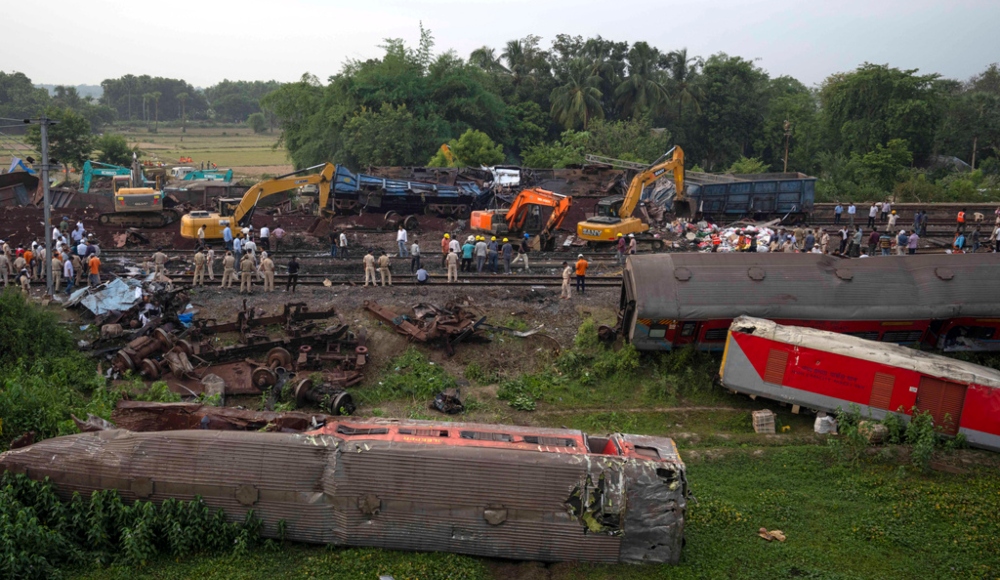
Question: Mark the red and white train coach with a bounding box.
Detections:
[720,316,1000,452]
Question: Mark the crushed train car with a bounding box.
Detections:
[0,419,687,564]
[720,316,1000,452]
[618,253,1000,352]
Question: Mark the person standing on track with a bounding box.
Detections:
[440,233,451,268]
[561,261,572,300]
[261,252,275,292]
[881,200,891,224]
[363,251,377,287]
[475,236,487,273]
[512,233,530,272]
[461,237,475,272]
[907,230,919,255]
[410,239,421,273]
[487,236,499,274]
[286,256,300,292]
[628,233,637,255]
[896,230,908,256]
[239,253,255,294]
[62,253,74,294]
[197,225,206,250]
[193,249,206,286]
[501,238,513,274]
[88,254,101,287]
[957,208,967,234]
[867,203,878,229]
[616,233,626,264]
[396,225,408,257]
[221,251,236,288]
[330,231,338,258]
[378,251,392,286]
[446,248,459,283]
[339,231,349,259]
[847,203,856,227]
[575,254,588,294]
[206,246,216,281]
[833,203,843,225]
[272,224,285,253]
[259,225,270,252]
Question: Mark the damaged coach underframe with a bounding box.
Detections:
[0,419,687,564]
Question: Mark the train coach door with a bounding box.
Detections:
[914,377,967,436]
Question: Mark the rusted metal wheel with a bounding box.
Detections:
[252,367,277,389]
[140,358,160,379]
[176,339,194,355]
[293,378,313,406]
[330,392,355,416]
[403,215,419,231]
[266,347,292,368]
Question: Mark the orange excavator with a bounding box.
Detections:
[470,187,572,250]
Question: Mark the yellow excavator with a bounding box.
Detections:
[180,163,336,240]
[576,146,684,246]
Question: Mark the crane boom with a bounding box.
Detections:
[617,146,684,219]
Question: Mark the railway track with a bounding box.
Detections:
[107,272,623,288]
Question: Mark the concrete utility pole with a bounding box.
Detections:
[24,115,57,296]
[782,120,792,174]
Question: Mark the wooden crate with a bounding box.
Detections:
[752,410,775,434]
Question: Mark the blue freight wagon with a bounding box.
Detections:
[330,165,485,218]
[678,172,816,221]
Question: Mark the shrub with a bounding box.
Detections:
[359,348,456,403]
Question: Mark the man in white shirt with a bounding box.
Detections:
[847,203,856,227]
[396,226,408,257]
[867,203,878,229]
[259,225,270,252]
[338,232,348,259]
[63,255,74,294]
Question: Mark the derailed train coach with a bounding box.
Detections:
[719,317,1000,452]
[0,419,687,564]
[618,253,1000,353]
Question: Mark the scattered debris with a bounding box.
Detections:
[752,410,776,434]
[364,299,488,355]
[432,388,464,414]
[758,528,787,542]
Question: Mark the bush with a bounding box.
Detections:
[0,473,263,578]
[906,408,937,472]
[359,348,456,404]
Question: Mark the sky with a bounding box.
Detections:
[7,0,1000,89]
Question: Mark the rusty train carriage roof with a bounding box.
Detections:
[626,253,1000,321]
[0,423,686,564]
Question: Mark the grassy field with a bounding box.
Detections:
[119,123,292,177]
[53,326,1000,580]
[66,446,1000,580]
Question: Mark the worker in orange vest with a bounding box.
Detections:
[957,208,967,233]
[710,233,721,252]
[575,254,589,294]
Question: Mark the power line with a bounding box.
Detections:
[0,117,29,123]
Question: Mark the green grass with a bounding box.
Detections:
[119,125,289,170]
[63,446,1000,580]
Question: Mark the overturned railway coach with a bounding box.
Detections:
[619,253,1000,352]
[0,419,687,564]
[720,317,1000,452]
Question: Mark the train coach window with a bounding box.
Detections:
[523,436,577,447]
[680,322,697,337]
[846,331,880,341]
[702,328,728,341]
[649,327,666,339]
[398,428,449,437]
[337,426,389,436]
[881,330,925,343]
[460,431,514,442]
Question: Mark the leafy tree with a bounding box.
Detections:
[94,133,135,166]
[428,129,504,167]
[25,107,93,182]
[615,41,669,119]
[757,76,821,173]
[341,103,419,167]
[664,48,704,126]
[551,58,604,130]
[728,156,769,173]
[100,75,208,122]
[176,92,188,133]
[0,71,51,120]
[586,118,671,163]
[854,138,913,193]
[521,130,589,168]
[205,79,283,122]
[820,63,943,162]
[247,112,267,134]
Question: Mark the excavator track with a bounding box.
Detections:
[97,209,180,229]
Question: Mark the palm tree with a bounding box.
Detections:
[142,93,152,124]
[665,48,704,124]
[176,92,189,134]
[121,74,137,121]
[469,46,508,74]
[615,42,669,119]
[550,58,604,130]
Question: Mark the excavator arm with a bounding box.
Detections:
[231,163,336,226]
[505,188,572,232]
[617,146,684,219]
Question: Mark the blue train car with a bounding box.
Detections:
[680,172,816,221]
[330,165,485,218]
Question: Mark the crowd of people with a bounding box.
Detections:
[0,216,103,295]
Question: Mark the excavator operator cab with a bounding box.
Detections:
[216,197,244,217]
[591,196,625,224]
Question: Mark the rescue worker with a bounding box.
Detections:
[487,236,499,273]
[820,229,830,254]
[440,233,451,268]
[259,225,270,252]
[339,231,348,259]
[396,225,408,257]
[88,254,101,287]
[881,200,891,224]
[628,233,637,255]
[887,210,898,232]
[363,251,377,287]
[446,248,459,283]
[710,233,721,252]
[575,254,588,294]
[222,225,233,251]
[561,261,572,300]
[475,236,487,273]
[197,225,206,250]
[72,253,83,286]
[461,237,475,272]
[18,266,30,294]
[957,208,967,233]
[500,238,513,274]
[193,249,206,286]
[378,251,392,286]
[0,251,9,286]
[512,233,530,272]
[206,246,216,281]
[286,256,300,292]
[152,248,168,276]
[896,230,908,256]
[272,224,285,252]
[867,202,878,229]
[616,233,626,264]
[239,253,255,294]
[23,247,33,280]
[410,239,421,272]
[51,253,62,291]
[261,252,275,292]
[221,251,236,288]
[63,253,74,294]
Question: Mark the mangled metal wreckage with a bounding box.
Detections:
[0,419,687,564]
